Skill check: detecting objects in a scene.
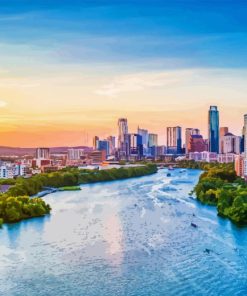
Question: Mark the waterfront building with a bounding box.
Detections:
[36,147,50,159]
[185,128,200,154]
[118,118,128,158]
[188,134,207,153]
[219,127,229,153]
[148,133,158,147]
[244,114,247,179]
[189,151,217,162]
[167,126,182,154]
[188,152,202,162]
[0,165,15,179]
[68,148,85,160]
[0,163,28,179]
[208,106,219,153]
[222,133,241,154]
[235,154,245,177]
[201,151,217,162]
[93,136,99,150]
[217,153,235,163]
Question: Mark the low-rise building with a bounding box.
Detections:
[89,150,106,164]
[217,153,235,163]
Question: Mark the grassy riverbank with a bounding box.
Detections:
[179,160,247,225]
[58,186,81,191]
[0,164,157,225]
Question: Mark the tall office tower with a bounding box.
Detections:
[219,127,229,153]
[148,133,158,147]
[208,106,219,153]
[167,126,182,154]
[222,133,241,154]
[93,136,99,150]
[129,133,143,160]
[137,127,148,148]
[107,136,116,155]
[241,126,245,153]
[36,148,50,159]
[244,114,247,178]
[98,140,110,156]
[118,118,128,157]
[185,128,200,154]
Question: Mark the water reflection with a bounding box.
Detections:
[0,169,247,296]
[103,214,123,266]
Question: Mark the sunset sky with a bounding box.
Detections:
[0,0,247,147]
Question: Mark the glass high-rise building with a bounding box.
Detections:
[98,140,110,156]
[148,133,158,147]
[208,106,219,153]
[167,126,182,154]
[118,118,128,157]
[129,133,143,159]
[137,127,148,148]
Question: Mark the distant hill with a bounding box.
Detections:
[0,146,92,157]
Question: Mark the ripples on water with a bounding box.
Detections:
[0,169,247,296]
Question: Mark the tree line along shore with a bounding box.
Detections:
[179,160,247,225]
[0,164,157,226]
[1,161,246,227]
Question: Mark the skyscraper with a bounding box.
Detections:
[222,133,241,154]
[129,133,143,160]
[137,127,148,148]
[98,140,110,156]
[208,106,219,153]
[148,133,158,147]
[167,126,182,154]
[219,127,229,153]
[107,136,116,155]
[240,126,245,153]
[93,136,99,150]
[185,128,200,154]
[118,118,128,158]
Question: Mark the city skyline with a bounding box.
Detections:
[0,0,247,146]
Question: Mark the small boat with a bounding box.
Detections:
[168,165,174,170]
[191,222,198,228]
[167,173,171,177]
[179,169,186,173]
[204,248,211,254]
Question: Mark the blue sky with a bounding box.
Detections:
[1,0,247,69]
[0,0,246,146]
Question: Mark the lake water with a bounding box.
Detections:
[0,169,247,296]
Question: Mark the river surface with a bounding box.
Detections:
[0,168,247,296]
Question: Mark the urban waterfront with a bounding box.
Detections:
[0,169,247,296]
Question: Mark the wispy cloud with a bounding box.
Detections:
[95,71,190,97]
[0,100,7,108]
